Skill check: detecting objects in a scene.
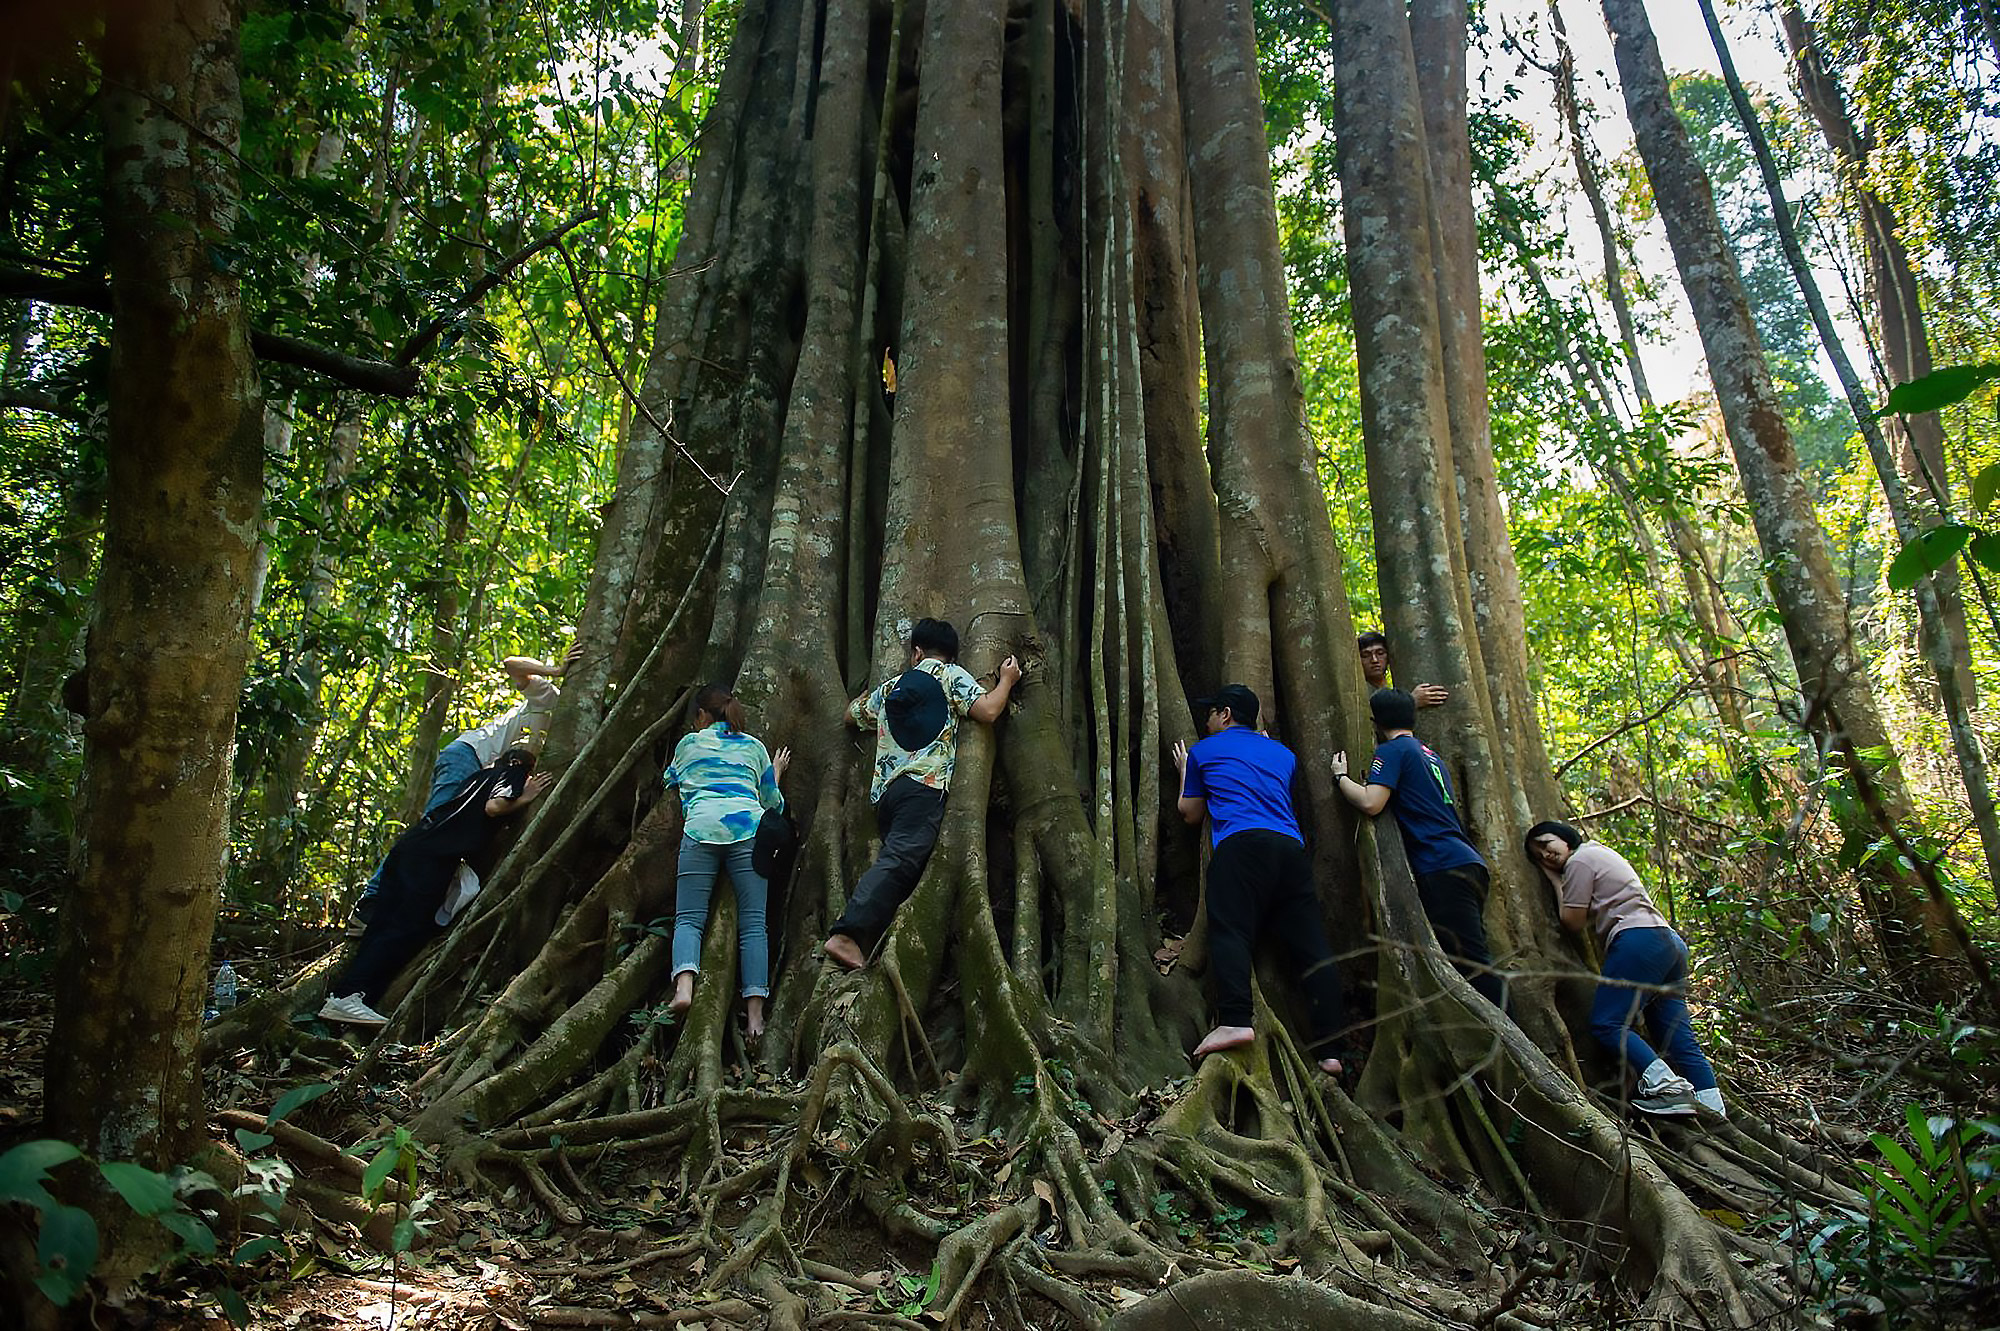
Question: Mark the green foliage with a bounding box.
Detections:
[349,1124,437,1257]
[0,1083,330,1313]
[1881,362,2000,419]
[1781,1102,2000,1319]
[874,1265,940,1318]
[1857,1106,2000,1267]
[1878,362,2000,592]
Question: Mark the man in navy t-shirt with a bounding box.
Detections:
[1333,688,1505,1007]
[1173,684,1347,1074]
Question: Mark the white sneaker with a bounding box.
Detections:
[1636,1063,1696,1099]
[1694,1087,1727,1117]
[319,993,388,1026]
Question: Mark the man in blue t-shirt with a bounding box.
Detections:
[1333,688,1505,1007]
[1173,684,1347,1075]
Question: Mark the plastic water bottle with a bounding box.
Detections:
[212,960,239,1015]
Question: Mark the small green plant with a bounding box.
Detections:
[1777,1103,2000,1317]
[1856,1105,1999,1278]
[874,1265,939,1317]
[0,1081,332,1320]
[1151,1188,1201,1239]
[348,1123,438,1260]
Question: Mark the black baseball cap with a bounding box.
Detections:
[1193,684,1259,727]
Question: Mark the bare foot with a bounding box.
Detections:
[670,973,694,1015]
[1191,1025,1256,1060]
[1319,1057,1343,1076]
[823,933,866,970]
[745,997,766,1039]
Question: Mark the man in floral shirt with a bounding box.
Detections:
[823,618,1021,969]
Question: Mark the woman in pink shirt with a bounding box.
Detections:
[1527,820,1723,1119]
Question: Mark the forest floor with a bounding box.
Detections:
[0,923,1977,1329]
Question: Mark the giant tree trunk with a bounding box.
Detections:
[1600,0,1992,1012]
[44,0,263,1295]
[1406,0,1576,1013]
[226,3,1850,1324]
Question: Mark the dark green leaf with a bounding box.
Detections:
[360,1145,399,1198]
[0,1140,82,1204]
[158,1209,217,1255]
[234,1129,276,1153]
[1879,363,2000,417]
[217,1286,252,1328]
[98,1161,177,1216]
[36,1204,99,1302]
[1970,533,2000,575]
[234,1235,284,1265]
[1886,524,1975,591]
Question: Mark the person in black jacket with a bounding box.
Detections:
[320,747,550,1026]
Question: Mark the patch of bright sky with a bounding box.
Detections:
[1475,0,1861,407]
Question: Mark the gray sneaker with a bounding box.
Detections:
[319,993,388,1026]
[1631,1087,1699,1117]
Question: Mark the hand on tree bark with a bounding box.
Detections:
[1414,683,1449,707]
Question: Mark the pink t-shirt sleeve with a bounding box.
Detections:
[1562,843,1670,941]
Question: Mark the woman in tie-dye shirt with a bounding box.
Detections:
[664,684,789,1036]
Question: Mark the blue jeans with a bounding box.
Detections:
[674,836,770,997]
[359,742,483,906]
[1590,926,1717,1092]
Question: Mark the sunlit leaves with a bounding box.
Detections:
[1885,524,1974,591]
[1878,362,2000,419]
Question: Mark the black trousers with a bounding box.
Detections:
[337,845,449,1007]
[830,775,946,949]
[1205,829,1347,1059]
[1414,861,1506,1008]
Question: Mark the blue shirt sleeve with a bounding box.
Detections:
[1367,742,1400,789]
[664,733,694,789]
[1182,746,1208,800]
[754,740,785,812]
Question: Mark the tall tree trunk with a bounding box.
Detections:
[1701,0,2000,934]
[1600,0,1994,1013]
[1780,7,1951,507]
[247,407,363,917]
[1407,0,1573,989]
[45,0,263,1293]
[1779,2,1978,696]
[1545,1,1745,719]
[1129,0,1220,701]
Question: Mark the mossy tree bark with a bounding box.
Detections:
[255,2,1847,1323]
[44,0,265,1296]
